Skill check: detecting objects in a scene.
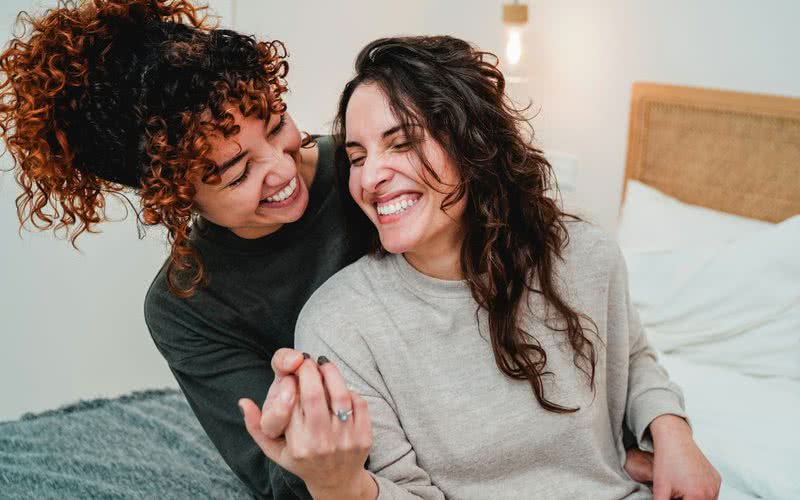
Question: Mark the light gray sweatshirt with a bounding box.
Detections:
[295,221,687,500]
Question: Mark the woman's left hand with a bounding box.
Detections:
[650,414,721,500]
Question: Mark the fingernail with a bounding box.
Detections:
[302,352,311,360]
[317,355,330,365]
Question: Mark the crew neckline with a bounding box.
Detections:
[389,252,472,299]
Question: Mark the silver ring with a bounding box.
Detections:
[335,409,354,422]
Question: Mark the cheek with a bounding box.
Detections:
[195,184,254,217]
[348,169,363,204]
[286,123,302,150]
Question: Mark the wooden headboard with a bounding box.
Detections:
[623,82,800,222]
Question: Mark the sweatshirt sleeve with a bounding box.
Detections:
[610,246,690,453]
[295,308,446,500]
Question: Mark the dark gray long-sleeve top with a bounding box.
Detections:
[144,136,363,499]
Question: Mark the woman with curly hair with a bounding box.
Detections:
[0,0,360,497]
[239,36,721,499]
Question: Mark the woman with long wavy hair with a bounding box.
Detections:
[241,36,721,499]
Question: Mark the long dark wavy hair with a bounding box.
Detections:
[0,0,301,297]
[334,36,599,413]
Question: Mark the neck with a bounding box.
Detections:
[231,222,283,239]
[403,230,465,281]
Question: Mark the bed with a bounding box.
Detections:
[618,82,800,500]
[1,83,797,499]
[0,390,252,499]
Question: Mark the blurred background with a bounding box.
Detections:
[1,0,798,421]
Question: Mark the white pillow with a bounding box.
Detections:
[617,180,772,251]
[618,181,800,379]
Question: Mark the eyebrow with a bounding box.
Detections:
[215,114,283,174]
[216,150,247,175]
[345,125,404,149]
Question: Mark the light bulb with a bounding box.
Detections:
[502,2,529,82]
[505,27,523,66]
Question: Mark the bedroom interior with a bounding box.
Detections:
[1,1,797,498]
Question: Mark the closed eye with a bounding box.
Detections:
[268,114,286,138]
[228,161,251,188]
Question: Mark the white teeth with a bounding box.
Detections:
[264,177,298,203]
[377,196,419,216]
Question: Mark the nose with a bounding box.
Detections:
[361,155,394,194]
[263,151,296,187]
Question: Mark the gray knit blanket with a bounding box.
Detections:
[0,389,252,499]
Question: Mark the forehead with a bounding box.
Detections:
[203,108,263,161]
[345,83,399,139]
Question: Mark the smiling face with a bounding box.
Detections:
[192,108,311,239]
[344,83,466,258]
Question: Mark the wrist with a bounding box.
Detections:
[648,414,691,446]
[309,469,377,500]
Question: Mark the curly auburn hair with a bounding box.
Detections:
[0,0,293,296]
[334,36,600,413]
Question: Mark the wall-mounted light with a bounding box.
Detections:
[502,1,529,83]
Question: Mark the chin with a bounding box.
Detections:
[287,199,309,221]
[378,232,419,255]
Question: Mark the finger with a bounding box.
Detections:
[263,368,298,411]
[624,449,654,483]
[351,392,372,448]
[317,356,353,423]
[271,348,305,379]
[284,396,307,454]
[639,461,653,483]
[298,359,331,432]
[623,458,648,483]
[260,375,298,439]
[239,398,286,461]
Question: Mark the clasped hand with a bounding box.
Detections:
[239,349,374,498]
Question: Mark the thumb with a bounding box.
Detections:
[239,398,286,461]
[271,348,305,378]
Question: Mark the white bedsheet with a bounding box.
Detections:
[618,181,799,498]
[659,353,800,500]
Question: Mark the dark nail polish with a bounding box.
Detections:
[302,352,311,360]
[318,355,330,365]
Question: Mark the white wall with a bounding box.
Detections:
[235,0,800,229]
[528,0,800,228]
[2,0,798,420]
[0,0,236,421]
